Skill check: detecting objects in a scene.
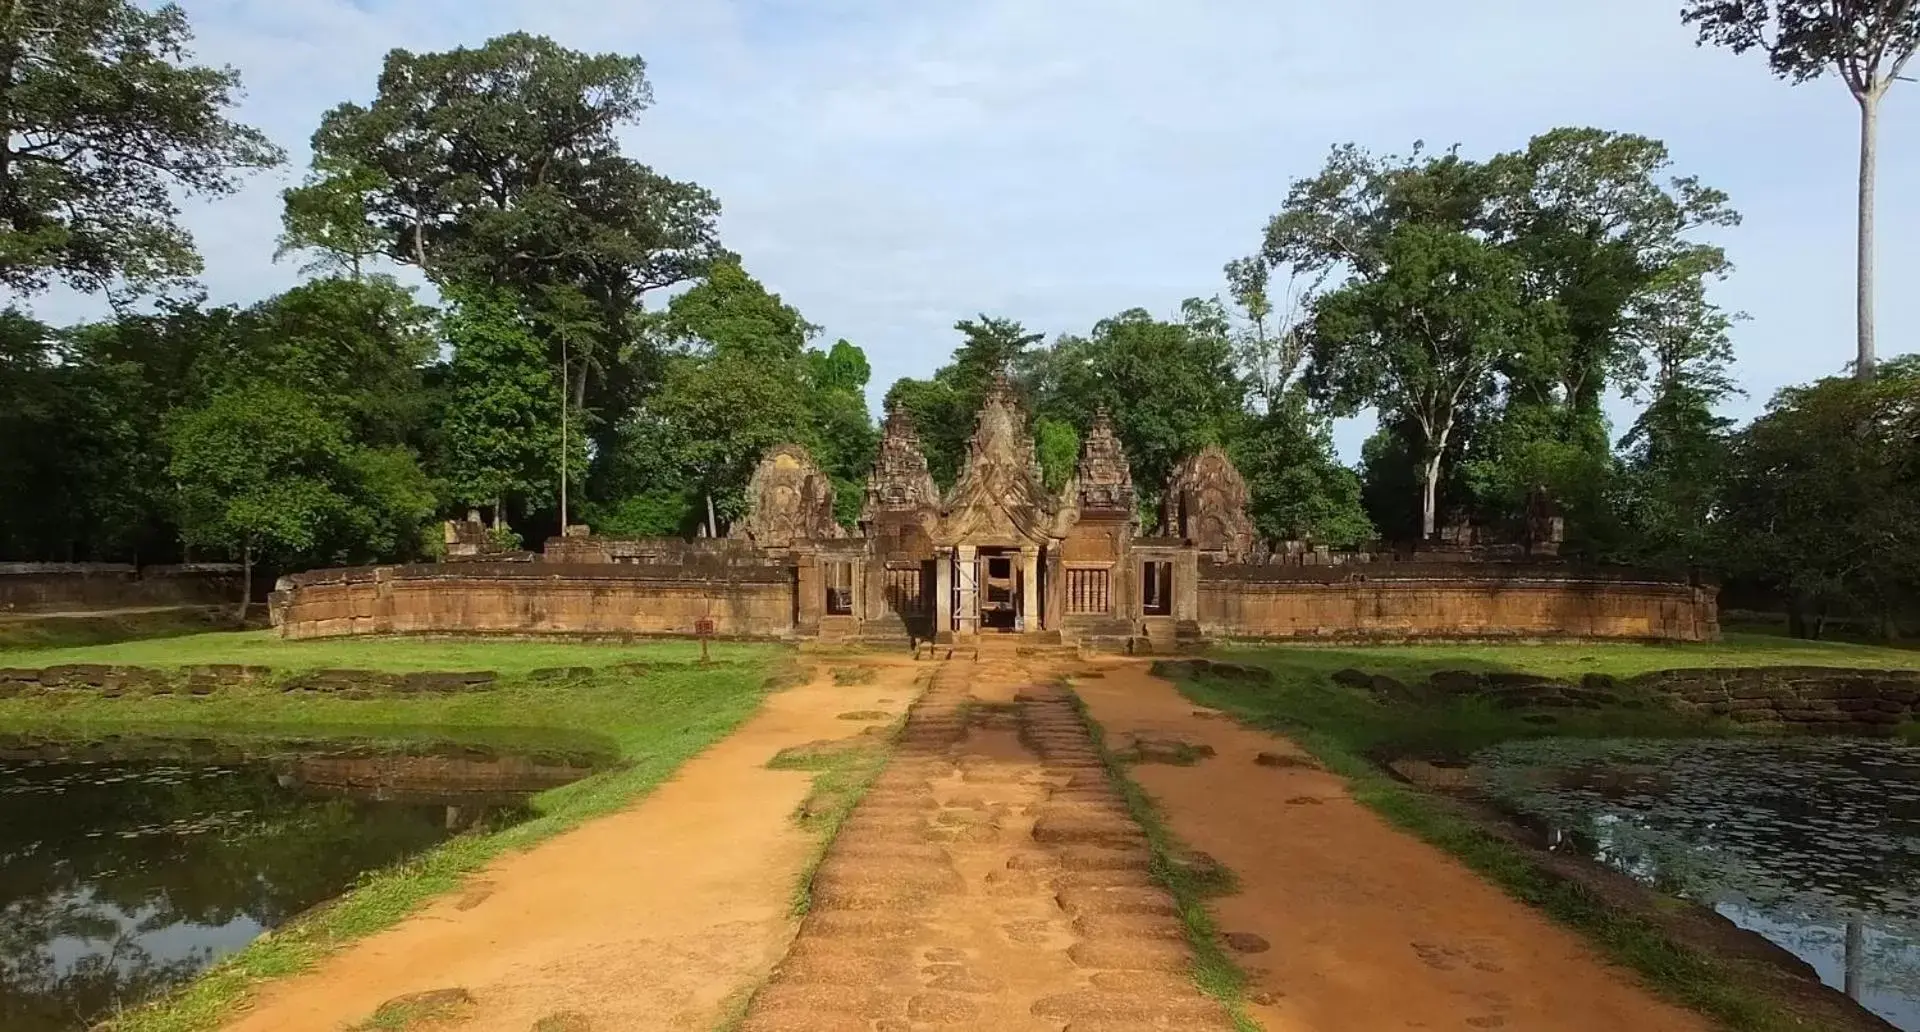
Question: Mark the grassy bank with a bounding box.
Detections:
[1164,636,1920,1032]
[1201,634,1919,758]
[0,627,774,675]
[0,606,243,649]
[0,631,792,1032]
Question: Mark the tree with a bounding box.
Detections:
[285,32,722,436]
[246,276,437,447]
[1684,0,1919,380]
[1032,303,1247,500]
[884,316,1046,487]
[438,290,569,531]
[1307,224,1539,539]
[1717,359,1920,637]
[0,0,281,299]
[168,389,360,619]
[1233,392,1375,547]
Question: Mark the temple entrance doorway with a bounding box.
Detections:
[978,547,1019,632]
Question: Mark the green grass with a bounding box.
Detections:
[346,989,472,1031]
[1062,680,1258,1032]
[0,607,242,649]
[0,630,793,1032]
[1158,635,1920,1032]
[767,711,904,916]
[1198,635,1919,760]
[0,627,779,675]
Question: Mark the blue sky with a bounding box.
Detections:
[40,0,1918,459]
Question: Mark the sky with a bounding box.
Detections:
[35,0,1920,460]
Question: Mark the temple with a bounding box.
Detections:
[271,378,1718,644]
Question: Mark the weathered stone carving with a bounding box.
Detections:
[1073,409,1135,515]
[939,374,1055,545]
[733,443,843,549]
[1160,445,1255,559]
[443,511,491,557]
[859,407,941,526]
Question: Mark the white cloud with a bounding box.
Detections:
[30,0,1920,459]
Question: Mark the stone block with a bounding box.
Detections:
[0,668,41,685]
[1330,668,1373,691]
[37,664,114,688]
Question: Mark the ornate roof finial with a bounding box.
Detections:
[1075,408,1135,513]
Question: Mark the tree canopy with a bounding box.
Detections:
[0,0,281,299]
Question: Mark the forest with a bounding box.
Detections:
[1,5,1917,637]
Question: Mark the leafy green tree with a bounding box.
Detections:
[0,0,281,299]
[285,32,722,442]
[168,388,361,617]
[1033,303,1247,500]
[1307,224,1540,539]
[1232,393,1374,547]
[1717,358,1920,637]
[1684,0,1918,379]
[885,316,1045,486]
[246,277,437,447]
[1612,254,1745,567]
[439,290,570,531]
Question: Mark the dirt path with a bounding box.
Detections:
[1074,660,1716,1032]
[739,648,1234,1031]
[219,660,924,1032]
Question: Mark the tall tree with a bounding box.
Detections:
[284,32,722,442]
[1307,225,1540,539]
[438,290,569,532]
[0,0,281,299]
[1684,0,1919,380]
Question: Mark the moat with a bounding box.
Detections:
[0,736,596,1032]
[1473,738,1920,1030]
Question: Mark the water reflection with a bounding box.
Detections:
[1474,738,1920,1030]
[0,738,595,1032]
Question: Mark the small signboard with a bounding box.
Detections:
[694,617,715,663]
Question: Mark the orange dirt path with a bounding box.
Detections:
[219,661,924,1032]
[739,649,1233,1031]
[1075,660,1715,1032]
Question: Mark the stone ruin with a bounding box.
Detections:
[729,443,843,551]
[1159,444,1256,560]
[271,380,1720,646]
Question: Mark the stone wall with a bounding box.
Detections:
[0,563,244,613]
[270,563,795,640]
[1198,563,1717,642]
[1634,666,1920,733]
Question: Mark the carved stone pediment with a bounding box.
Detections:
[733,443,843,548]
[1161,444,1255,559]
[938,374,1055,546]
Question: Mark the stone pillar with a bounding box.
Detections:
[1175,550,1200,623]
[955,544,978,636]
[795,554,822,636]
[934,548,953,637]
[1020,546,1039,632]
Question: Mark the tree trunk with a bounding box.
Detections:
[492,498,503,532]
[706,493,718,539]
[1844,916,1864,1000]
[235,540,252,624]
[1421,454,1443,541]
[559,333,569,533]
[1855,90,1879,381]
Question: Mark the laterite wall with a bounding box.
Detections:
[270,563,796,640]
[1198,564,1717,642]
[0,563,243,613]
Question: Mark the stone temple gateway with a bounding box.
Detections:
[271,378,1718,644]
